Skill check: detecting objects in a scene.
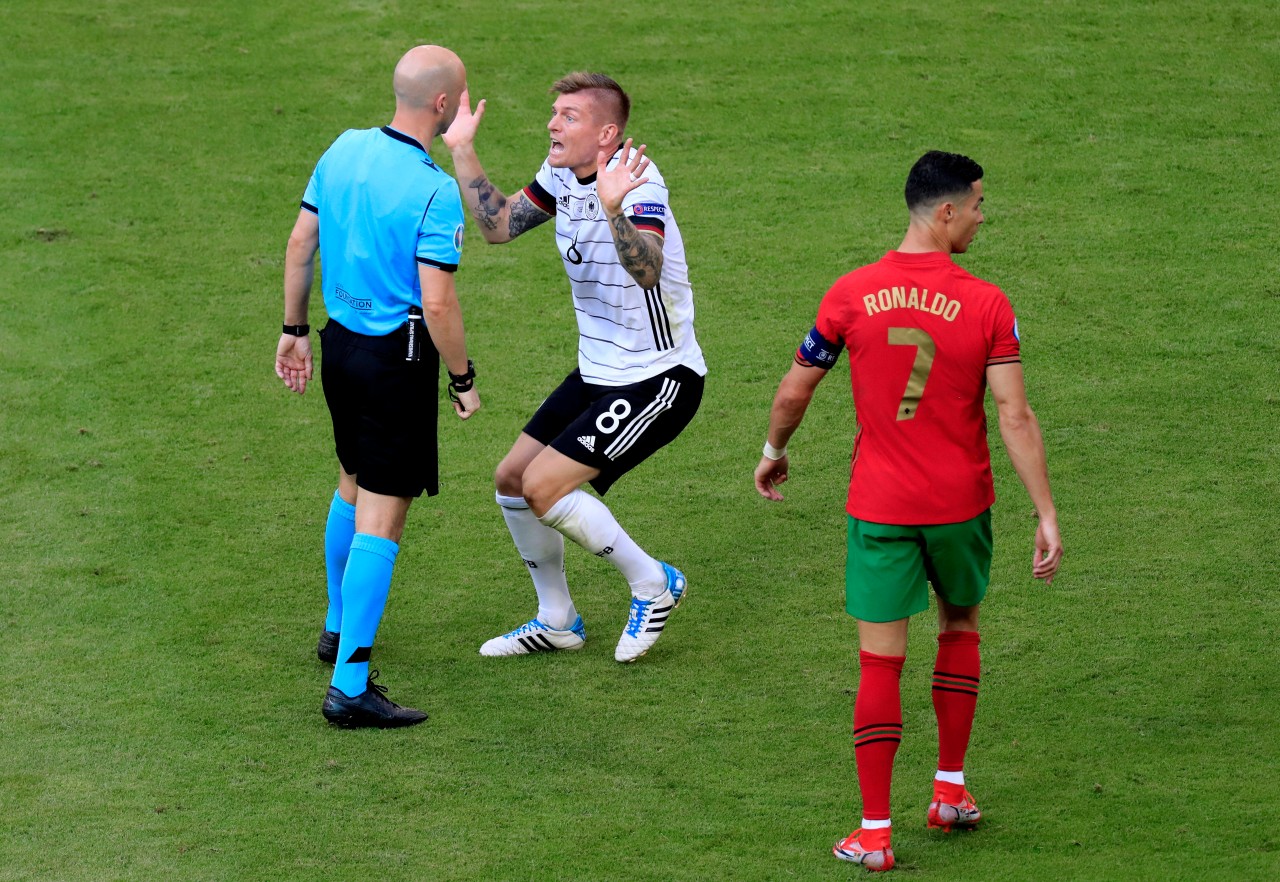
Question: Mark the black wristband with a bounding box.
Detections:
[282,323,310,336]
[448,359,476,391]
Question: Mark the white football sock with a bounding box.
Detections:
[539,489,664,599]
[497,493,576,630]
[935,770,965,785]
[861,818,892,830]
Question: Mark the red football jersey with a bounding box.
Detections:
[808,251,1020,525]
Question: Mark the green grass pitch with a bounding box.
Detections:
[1,1,1277,879]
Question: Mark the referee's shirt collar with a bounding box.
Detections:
[381,125,426,153]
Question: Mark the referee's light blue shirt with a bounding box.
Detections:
[302,126,465,337]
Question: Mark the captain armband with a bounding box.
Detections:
[795,325,844,369]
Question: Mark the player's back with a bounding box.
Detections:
[816,251,1020,525]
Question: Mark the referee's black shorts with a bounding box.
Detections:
[319,320,439,498]
[524,365,704,495]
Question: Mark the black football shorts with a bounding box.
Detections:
[524,365,704,494]
[319,320,439,498]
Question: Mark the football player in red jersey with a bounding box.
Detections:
[754,151,1063,870]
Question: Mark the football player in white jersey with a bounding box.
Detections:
[445,72,707,662]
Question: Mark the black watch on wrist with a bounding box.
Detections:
[448,359,476,391]
[282,323,310,336]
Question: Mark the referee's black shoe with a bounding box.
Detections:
[317,629,340,664]
[321,671,428,729]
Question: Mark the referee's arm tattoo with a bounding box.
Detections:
[609,214,664,289]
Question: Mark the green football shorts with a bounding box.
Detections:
[845,510,993,623]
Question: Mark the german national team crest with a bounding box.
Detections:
[584,193,600,219]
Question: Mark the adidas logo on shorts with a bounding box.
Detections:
[578,435,596,452]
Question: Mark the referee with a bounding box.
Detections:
[275,45,481,728]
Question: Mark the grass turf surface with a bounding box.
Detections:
[2,1,1278,879]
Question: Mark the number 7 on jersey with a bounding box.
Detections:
[888,327,936,421]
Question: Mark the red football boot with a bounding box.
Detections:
[833,827,895,871]
[927,780,982,832]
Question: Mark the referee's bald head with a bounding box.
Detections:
[393,45,465,111]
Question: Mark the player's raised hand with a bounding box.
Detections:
[275,333,313,395]
[1032,516,1063,584]
[443,88,486,151]
[754,454,790,501]
[596,138,651,216]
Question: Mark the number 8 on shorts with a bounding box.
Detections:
[595,399,633,434]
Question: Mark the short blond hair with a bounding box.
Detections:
[550,72,630,131]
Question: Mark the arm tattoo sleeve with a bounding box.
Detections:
[508,194,551,239]
[609,214,664,289]
[466,176,506,232]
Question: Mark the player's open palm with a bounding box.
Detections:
[596,138,650,215]
[443,89,485,151]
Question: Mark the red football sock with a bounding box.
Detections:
[933,630,981,773]
[854,650,906,821]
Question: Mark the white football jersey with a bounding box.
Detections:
[523,148,707,386]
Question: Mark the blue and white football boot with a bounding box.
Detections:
[479,616,586,657]
[614,563,686,663]
[662,561,688,607]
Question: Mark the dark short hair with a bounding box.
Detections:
[905,151,984,212]
[550,72,630,131]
